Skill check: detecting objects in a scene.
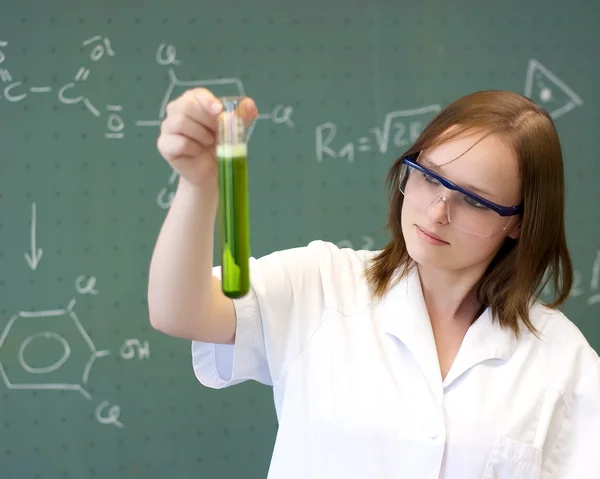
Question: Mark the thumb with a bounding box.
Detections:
[239,97,258,129]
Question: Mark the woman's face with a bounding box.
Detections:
[401,132,522,274]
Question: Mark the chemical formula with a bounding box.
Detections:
[0,36,297,429]
[0,37,296,210]
[315,104,441,163]
[0,38,295,141]
[316,58,583,163]
[0,36,119,132]
[0,289,148,430]
[0,201,150,429]
[147,65,295,209]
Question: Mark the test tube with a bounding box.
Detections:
[216,96,251,298]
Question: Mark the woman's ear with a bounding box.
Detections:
[507,218,521,239]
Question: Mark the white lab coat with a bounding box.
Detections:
[192,240,600,479]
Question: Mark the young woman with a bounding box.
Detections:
[148,88,600,478]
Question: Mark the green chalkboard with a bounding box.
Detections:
[0,1,599,478]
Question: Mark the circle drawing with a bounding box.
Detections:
[18,331,71,374]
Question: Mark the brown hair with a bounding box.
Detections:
[365,90,573,338]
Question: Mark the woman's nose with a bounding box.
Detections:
[426,196,450,225]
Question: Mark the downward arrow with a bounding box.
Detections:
[24,202,43,270]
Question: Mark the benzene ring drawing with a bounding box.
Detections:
[0,298,110,400]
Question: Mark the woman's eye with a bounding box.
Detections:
[422,173,440,185]
[464,196,487,209]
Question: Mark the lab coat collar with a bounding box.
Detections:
[379,264,519,394]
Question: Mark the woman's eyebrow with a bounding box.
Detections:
[419,156,496,198]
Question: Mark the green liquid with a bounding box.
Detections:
[217,151,250,298]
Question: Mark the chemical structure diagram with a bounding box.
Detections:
[139,45,296,209]
[2,204,150,430]
[147,66,295,209]
[0,278,149,429]
[0,271,149,429]
[0,38,296,210]
[0,36,122,134]
[0,298,109,401]
[0,35,293,430]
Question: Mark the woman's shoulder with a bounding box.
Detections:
[300,239,381,269]
[267,239,381,314]
[528,301,599,394]
[530,302,597,355]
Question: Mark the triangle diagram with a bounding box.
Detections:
[524,59,583,119]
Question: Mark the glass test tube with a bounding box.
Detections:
[217,96,251,298]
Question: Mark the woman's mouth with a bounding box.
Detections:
[416,225,449,245]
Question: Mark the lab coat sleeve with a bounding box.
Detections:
[191,240,329,389]
[541,358,600,478]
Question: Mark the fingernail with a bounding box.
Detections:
[210,101,222,114]
[244,99,255,115]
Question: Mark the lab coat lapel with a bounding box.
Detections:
[379,265,520,394]
[443,306,519,387]
[380,266,444,398]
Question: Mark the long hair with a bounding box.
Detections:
[364,90,573,338]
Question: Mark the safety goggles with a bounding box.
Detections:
[398,153,523,237]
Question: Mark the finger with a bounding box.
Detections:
[157,134,205,162]
[167,88,222,132]
[161,113,215,147]
[239,97,258,129]
[192,92,257,130]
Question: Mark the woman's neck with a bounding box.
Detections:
[416,263,485,324]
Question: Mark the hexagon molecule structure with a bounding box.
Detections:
[0,298,110,399]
